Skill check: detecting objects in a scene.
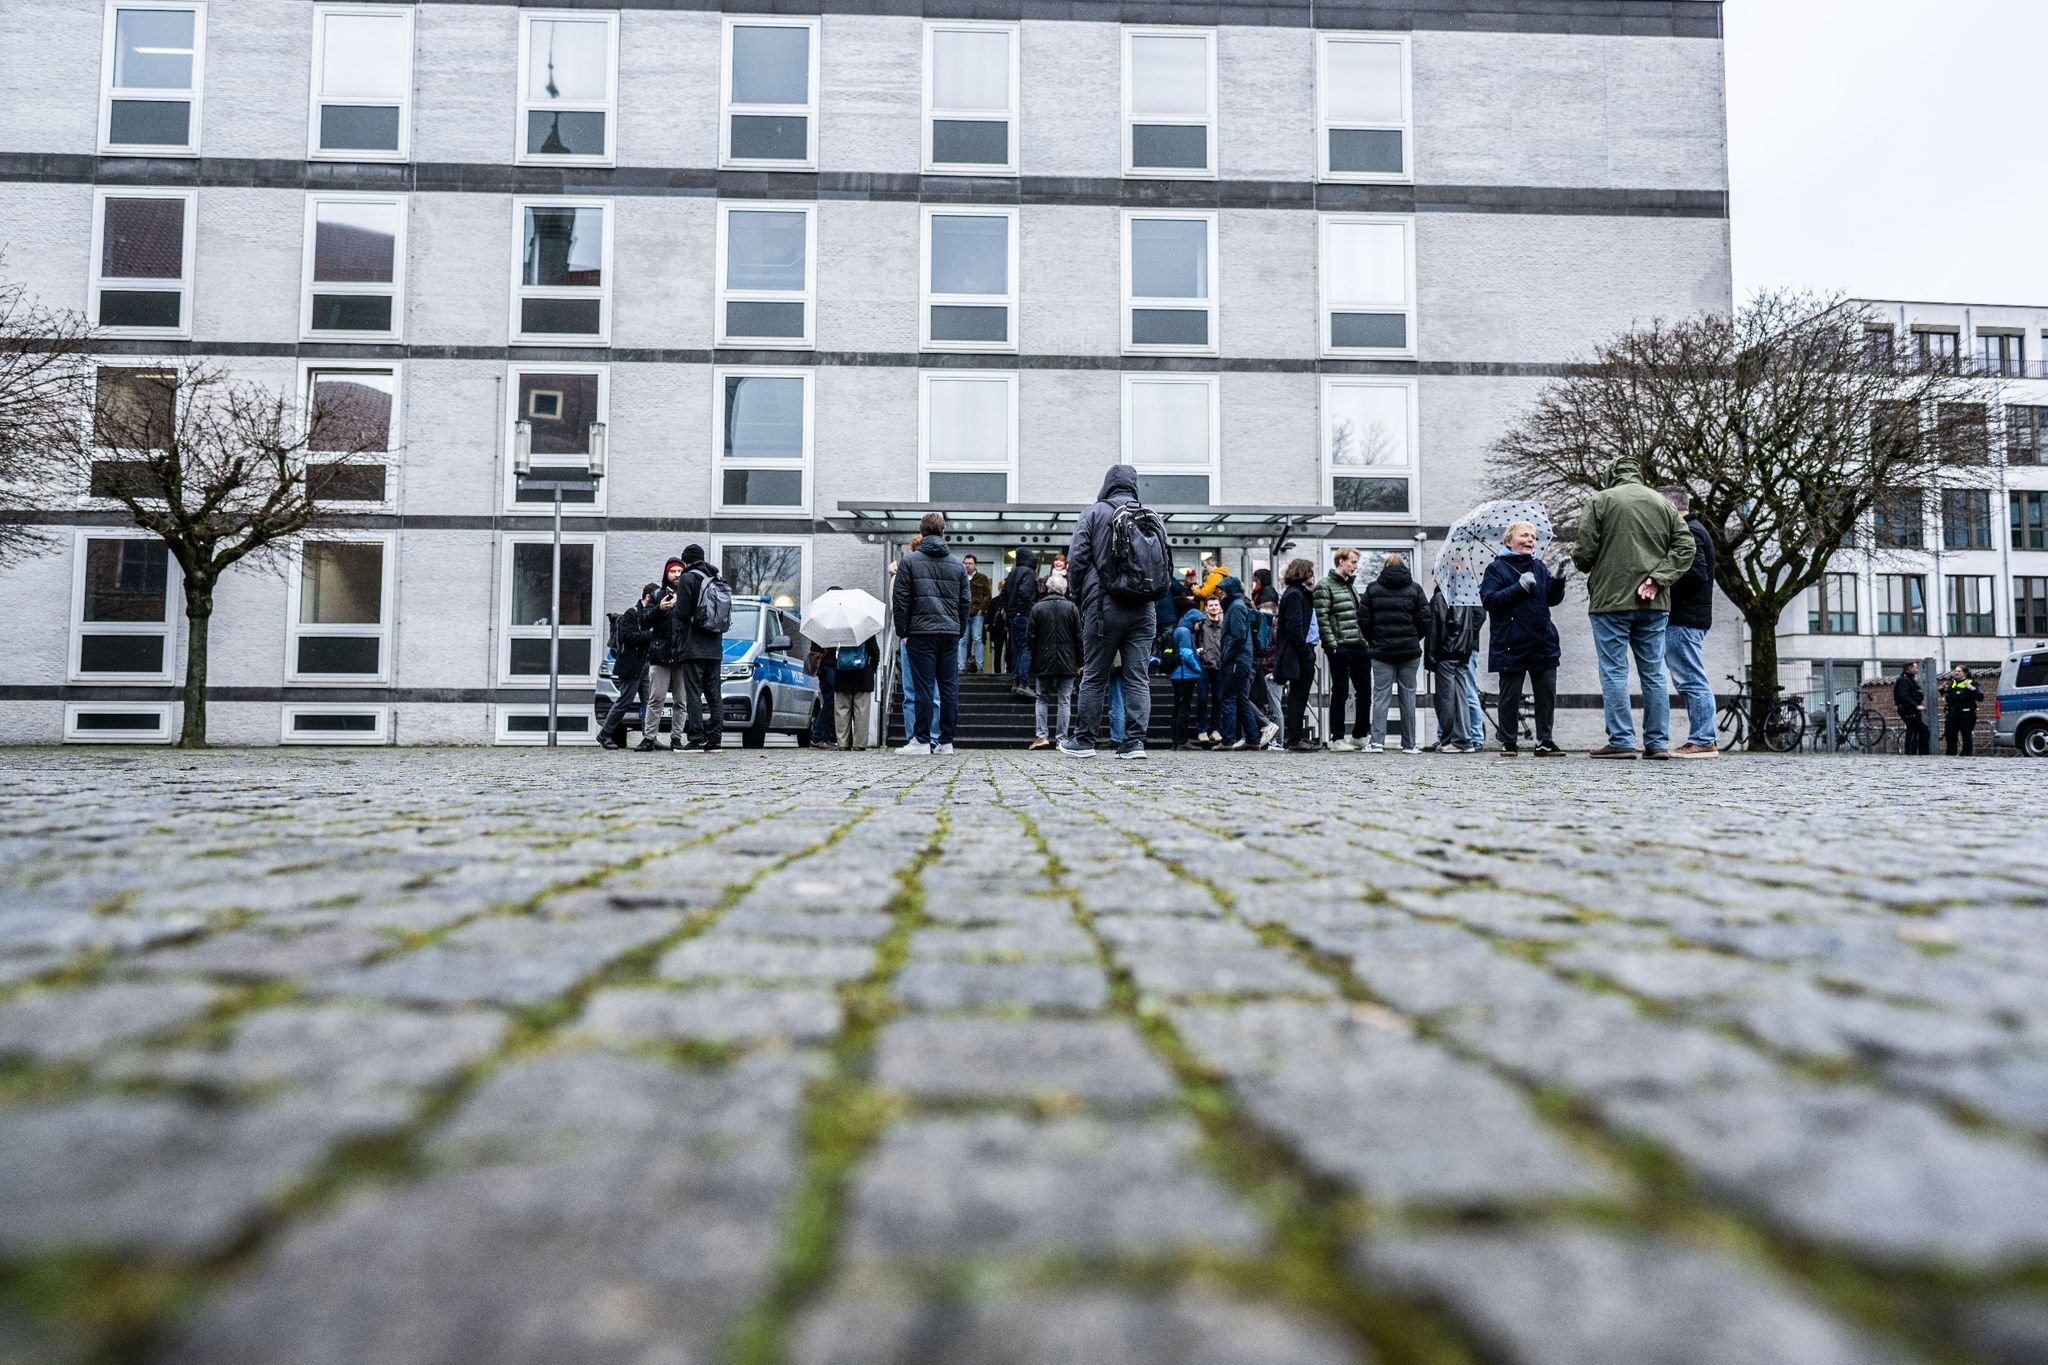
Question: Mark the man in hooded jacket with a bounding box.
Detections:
[1061,464,1156,758]
[638,556,692,751]
[667,544,728,752]
[1004,548,1039,696]
[1570,457,1698,759]
[892,512,972,754]
[600,581,660,750]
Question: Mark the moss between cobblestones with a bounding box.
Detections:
[0,1251,198,1365]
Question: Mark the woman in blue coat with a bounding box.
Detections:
[1480,521,1569,757]
[1168,607,1207,749]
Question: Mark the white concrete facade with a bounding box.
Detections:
[0,0,1734,744]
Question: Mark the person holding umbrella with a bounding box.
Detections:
[803,585,889,750]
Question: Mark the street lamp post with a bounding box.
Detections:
[513,419,607,747]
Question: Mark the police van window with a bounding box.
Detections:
[2016,658,2048,689]
[725,603,764,641]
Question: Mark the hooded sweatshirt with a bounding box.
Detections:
[1066,463,1140,613]
[1218,576,1255,667]
[1361,561,1429,663]
[646,558,691,666]
[893,533,971,638]
[1171,608,1207,680]
[1569,457,1698,615]
[1004,548,1039,616]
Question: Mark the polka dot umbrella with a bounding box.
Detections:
[1434,499,1555,607]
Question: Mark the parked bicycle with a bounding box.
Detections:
[1717,674,1806,753]
[1807,692,1888,753]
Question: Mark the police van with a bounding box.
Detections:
[1993,646,2048,758]
[597,597,822,748]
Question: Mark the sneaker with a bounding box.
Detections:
[699,743,722,753]
[1114,743,1148,760]
[669,738,684,752]
[1012,686,1036,700]
[1258,722,1280,747]
[1499,747,1521,757]
[1671,743,1720,760]
[1532,742,1567,758]
[1028,737,1052,750]
[1441,742,1473,754]
[1058,739,1096,758]
[1362,741,1385,753]
[1642,748,1672,761]
[1204,731,1221,745]
[1329,738,1358,753]
[1588,745,1639,759]
[895,740,933,756]
[1265,741,1286,752]
[1227,738,1247,751]
[1419,741,1441,753]
[1399,746,1423,755]
[933,743,956,755]
[632,738,657,753]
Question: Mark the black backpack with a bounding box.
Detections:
[692,572,733,635]
[1103,502,1172,606]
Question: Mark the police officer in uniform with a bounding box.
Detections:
[1941,663,1984,757]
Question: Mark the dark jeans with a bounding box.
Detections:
[1945,711,1975,756]
[812,678,837,745]
[1010,613,1033,684]
[1198,666,1220,732]
[1497,667,1555,748]
[601,667,648,739]
[1283,674,1313,746]
[906,635,960,746]
[1218,660,1255,744]
[1171,678,1197,745]
[1326,647,1372,740]
[1901,708,1930,755]
[1076,602,1154,747]
[681,658,724,746]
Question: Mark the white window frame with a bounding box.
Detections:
[715,201,816,349]
[282,703,391,745]
[68,528,180,684]
[286,532,396,685]
[1121,373,1220,504]
[1321,375,1420,524]
[1315,33,1411,184]
[89,188,196,340]
[299,192,407,342]
[298,360,400,511]
[503,362,609,515]
[306,3,414,162]
[85,358,182,496]
[920,206,1018,353]
[1121,209,1218,357]
[707,533,814,615]
[922,21,1020,176]
[99,1,206,156]
[515,9,619,166]
[66,703,175,745]
[1319,212,1417,360]
[1121,26,1216,180]
[918,370,1019,503]
[495,704,598,746]
[497,533,605,688]
[509,196,613,346]
[720,16,820,170]
[712,365,814,518]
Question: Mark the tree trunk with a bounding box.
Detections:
[1743,610,1780,753]
[178,586,213,748]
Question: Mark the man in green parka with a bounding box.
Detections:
[1570,457,1698,759]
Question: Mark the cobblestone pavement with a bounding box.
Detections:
[2,748,2046,1365]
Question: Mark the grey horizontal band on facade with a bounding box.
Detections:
[340,0,1723,38]
[82,338,1583,378]
[0,153,1729,220]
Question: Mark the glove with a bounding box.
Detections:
[1518,571,1537,592]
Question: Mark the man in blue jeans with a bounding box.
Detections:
[1060,464,1158,759]
[890,514,971,755]
[1659,485,1720,758]
[1570,457,1698,759]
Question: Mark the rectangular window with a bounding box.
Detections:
[712,536,812,613]
[500,535,603,685]
[716,202,815,348]
[1876,575,1927,636]
[2014,491,2048,551]
[304,364,395,504]
[495,705,596,745]
[1123,28,1215,178]
[66,703,174,744]
[70,532,177,682]
[1942,489,1992,550]
[924,22,1018,175]
[282,704,390,745]
[921,207,1016,351]
[100,3,204,154]
[1871,490,1922,550]
[308,4,412,159]
[89,365,177,499]
[2008,405,2046,465]
[289,536,392,682]
[1938,402,1989,465]
[920,371,1017,503]
[1321,213,1416,357]
[1863,325,1896,368]
[90,189,194,336]
[517,10,617,164]
[1947,575,1995,636]
[1808,573,1857,635]
[1121,373,1217,505]
[1978,332,2024,378]
[507,365,606,511]
[1324,377,1419,521]
[2013,576,2048,637]
[722,18,818,169]
[1121,210,1216,355]
[1914,329,1959,369]
[511,198,611,344]
[301,193,404,340]
[1316,34,1409,182]
[714,367,812,514]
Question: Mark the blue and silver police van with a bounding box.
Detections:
[596,597,822,748]
[1992,647,2048,758]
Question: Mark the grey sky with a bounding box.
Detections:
[1725,0,2048,306]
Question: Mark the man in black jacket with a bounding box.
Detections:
[1027,572,1082,749]
[1661,487,1720,758]
[891,512,971,754]
[1362,554,1429,752]
[1062,463,1157,760]
[1941,664,1984,756]
[1893,662,1929,755]
[638,556,691,751]
[667,544,728,752]
[599,582,660,750]
[1003,548,1038,697]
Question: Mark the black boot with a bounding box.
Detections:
[632,736,657,752]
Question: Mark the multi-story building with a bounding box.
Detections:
[0,0,1732,745]
[1775,299,2048,709]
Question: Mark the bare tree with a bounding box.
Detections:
[0,270,100,563]
[55,362,384,747]
[1491,290,1993,747]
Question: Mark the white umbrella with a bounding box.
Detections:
[801,588,886,646]
[1435,499,1556,607]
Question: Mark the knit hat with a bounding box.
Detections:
[681,543,705,564]
[662,556,685,579]
[1046,572,1068,596]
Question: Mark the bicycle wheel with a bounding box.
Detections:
[1852,711,1886,752]
[1717,704,1746,750]
[1762,701,1804,753]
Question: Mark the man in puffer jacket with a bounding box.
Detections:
[1027,572,1082,749]
[1312,548,1371,751]
[891,512,972,754]
[1361,554,1428,753]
